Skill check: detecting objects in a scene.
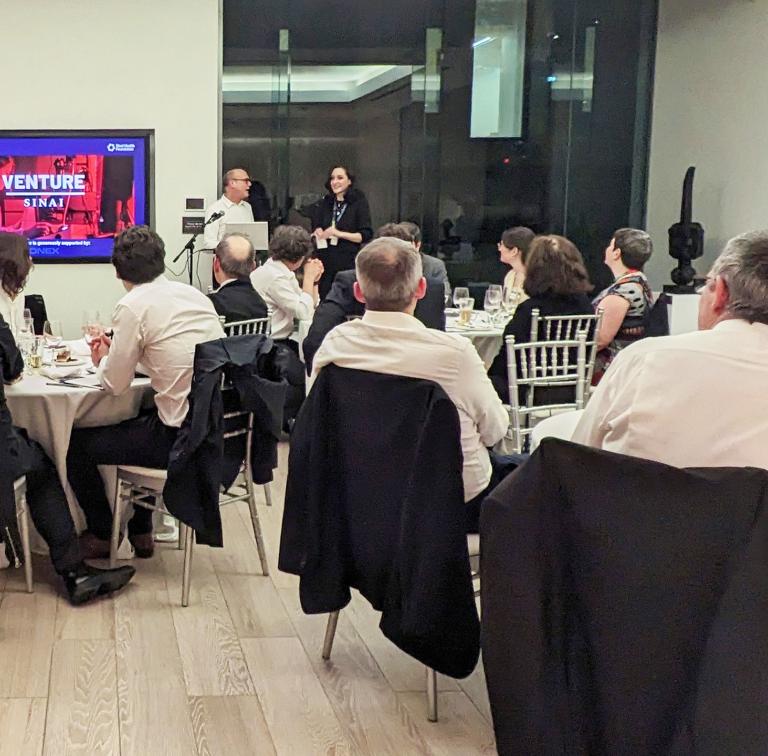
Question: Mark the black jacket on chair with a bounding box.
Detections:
[208,278,268,323]
[302,270,447,373]
[279,365,480,678]
[481,438,768,756]
[164,334,288,546]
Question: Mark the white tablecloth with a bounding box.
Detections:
[6,370,154,533]
[446,311,507,368]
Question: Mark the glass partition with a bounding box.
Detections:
[223,0,657,288]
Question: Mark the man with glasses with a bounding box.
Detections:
[202,168,255,251]
[573,229,768,469]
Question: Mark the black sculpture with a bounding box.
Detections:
[666,166,704,292]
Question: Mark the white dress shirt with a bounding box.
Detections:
[0,288,24,334]
[250,257,314,340]
[309,310,509,501]
[98,275,224,427]
[202,194,254,250]
[573,319,768,469]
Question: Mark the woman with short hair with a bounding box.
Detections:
[487,234,593,402]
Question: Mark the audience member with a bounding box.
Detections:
[250,225,323,425]
[209,232,268,323]
[488,235,593,402]
[301,263,446,374]
[66,226,224,559]
[573,230,768,467]
[0,234,134,603]
[309,237,510,531]
[592,228,654,373]
[202,168,254,251]
[396,221,451,300]
[0,231,27,334]
[498,226,535,303]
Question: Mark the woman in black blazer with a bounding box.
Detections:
[488,235,594,403]
[311,165,373,298]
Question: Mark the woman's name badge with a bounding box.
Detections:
[315,237,328,249]
[329,236,339,246]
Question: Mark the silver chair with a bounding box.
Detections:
[321,530,481,723]
[221,316,271,337]
[108,381,270,606]
[529,308,604,387]
[504,332,589,454]
[7,476,34,593]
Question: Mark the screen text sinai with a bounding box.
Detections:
[1,173,86,207]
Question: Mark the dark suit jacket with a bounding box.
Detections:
[302,270,447,373]
[209,278,268,323]
[279,366,480,678]
[164,334,288,546]
[482,438,768,756]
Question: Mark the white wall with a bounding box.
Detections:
[646,0,768,287]
[1,0,221,336]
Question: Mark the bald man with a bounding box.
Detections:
[202,168,255,251]
[209,233,268,323]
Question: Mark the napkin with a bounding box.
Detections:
[40,364,86,380]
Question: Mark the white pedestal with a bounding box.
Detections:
[667,292,701,335]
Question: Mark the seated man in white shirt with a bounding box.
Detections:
[309,236,510,531]
[66,226,225,559]
[202,168,255,251]
[251,225,323,425]
[573,229,768,469]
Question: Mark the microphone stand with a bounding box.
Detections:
[172,213,222,286]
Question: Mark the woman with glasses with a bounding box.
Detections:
[310,165,373,299]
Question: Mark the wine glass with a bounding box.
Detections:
[81,310,103,344]
[43,319,64,347]
[20,307,34,337]
[452,286,469,309]
[503,285,521,315]
[484,285,502,324]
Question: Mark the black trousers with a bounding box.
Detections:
[274,338,306,425]
[465,451,528,533]
[66,410,178,540]
[8,433,81,574]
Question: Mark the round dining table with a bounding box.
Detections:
[445,309,508,369]
[5,348,154,539]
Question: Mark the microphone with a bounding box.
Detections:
[204,210,225,226]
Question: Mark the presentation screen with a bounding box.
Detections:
[0,130,152,262]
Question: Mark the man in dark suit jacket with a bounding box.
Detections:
[209,233,268,323]
[302,269,446,373]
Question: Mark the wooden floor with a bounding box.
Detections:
[0,444,496,755]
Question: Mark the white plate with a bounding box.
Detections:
[51,357,87,368]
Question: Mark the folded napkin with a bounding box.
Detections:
[39,364,87,380]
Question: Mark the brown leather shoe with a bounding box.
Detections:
[128,532,155,559]
[78,531,113,560]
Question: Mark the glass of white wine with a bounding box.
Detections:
[81,310,103,345]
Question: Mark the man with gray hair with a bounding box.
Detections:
[574,229,768,468]
[309,237,509,529]
[209,232,268,323]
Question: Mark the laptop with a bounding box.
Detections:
[223,221,269,251]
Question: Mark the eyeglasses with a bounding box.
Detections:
[231,177,252,184]
[695,275,715,294]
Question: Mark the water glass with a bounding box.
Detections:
[43,319,64,346]
[452,287,470,309]
[484,285,502,322]
[81,310,103,344]
[503,285,521,314]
